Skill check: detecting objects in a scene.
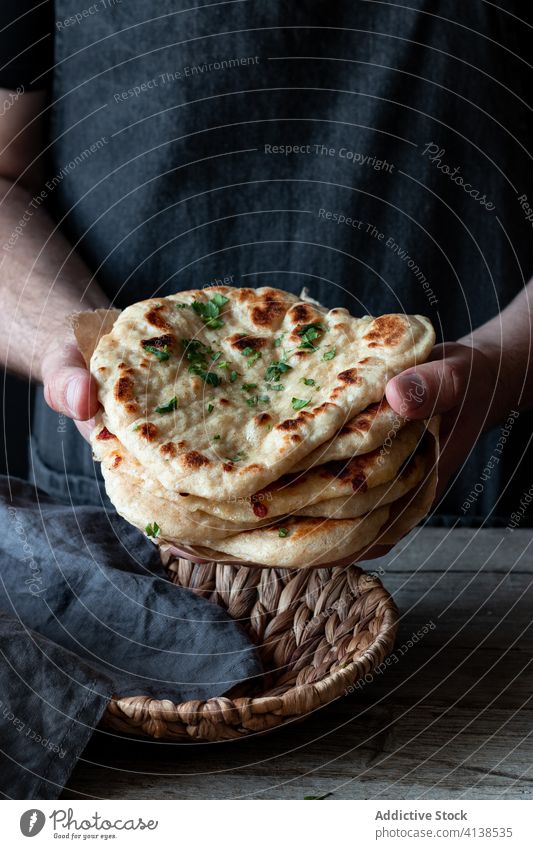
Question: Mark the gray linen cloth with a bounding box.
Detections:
[0,478,262,799]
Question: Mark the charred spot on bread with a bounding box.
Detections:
[114,376,135,402]
[145,305,171,330]
[250,289,287,328]
[287,302,320,325]
[229,334,268,352]
[276,418,300,431]
[222,461,235,472]
[141,334,174,350]
[363,314,407,347]
[181,451,210,468]
[160,441,177,457]
[96,426,115,440]
[254,412,271,426]
[337,368,361,384]
[139,422,158,440]
[250,494,268,518]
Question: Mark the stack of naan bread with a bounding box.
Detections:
[77,287,439,569]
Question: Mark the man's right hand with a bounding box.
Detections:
[42,339,100,441]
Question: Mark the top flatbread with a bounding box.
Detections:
[90,286,435,499]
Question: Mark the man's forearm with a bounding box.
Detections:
[461,279,533,425]
[0,175,108,381]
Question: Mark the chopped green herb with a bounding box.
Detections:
[212,351,223,363]
[201,371,220,387]
[175,302,189,309]
[155,396,178,414]
[207,403,214,414]
[265,360,293,383]
[241,383,258,391]
[271,384,285,391]
[278,527,289,538]
[211,292,230,308]
[242,346,254,357]
[144,345,170,362]
[145,522,160,538]
[231,451,247,462]
[322,347,337,361]
[291,397,310,411]
[182,339,221,386]
[217,360,228,369]
[191,294,229,329]
[230,370,238,383]
[213,434,221,440]
[246,396,258,407]
[258,395,270,403]
[297,322,325,350]
[274,337,282,347]
[302,377,315,386]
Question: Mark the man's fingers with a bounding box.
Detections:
[385,346,471,419]
[42,341,100,421]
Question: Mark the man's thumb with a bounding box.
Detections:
[42,341,99,421]
[385,351,469,419]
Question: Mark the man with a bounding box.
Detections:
[1,1,532,523]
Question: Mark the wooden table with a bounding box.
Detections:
[62,527,533,800]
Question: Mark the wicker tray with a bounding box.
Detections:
[103,558,399,741]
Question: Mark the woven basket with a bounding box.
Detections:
[103,558,399,741]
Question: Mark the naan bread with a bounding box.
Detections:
[92,417,422,524]
[89,287,435,499]
[290,398,406,471]
[189,507,391,568]
[94,421,393,566]
[298,452,426,519]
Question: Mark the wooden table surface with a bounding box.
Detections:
[62,527,533,800]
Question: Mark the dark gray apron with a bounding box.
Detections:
[31,0,533,523]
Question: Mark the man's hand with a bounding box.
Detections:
[386,341,499,496]
[41,340,100,441]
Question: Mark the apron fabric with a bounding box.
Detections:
[31,0,533,523]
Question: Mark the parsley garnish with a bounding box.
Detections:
[182,339,221,386]
[144,345,170,362]
[201,372,220,387]
[297,322,325,350]
[231,451,247,462]
[230,370,238,383]
[175,302,189,309]
[265,360,293,383]
[302,377,315,386]
[155,396,178,414]
[278,527,289,538]
[258,395,270,403]
[242,383,258,392]
[246,396,258,407]
[191,293,229,329]
[323,347,337,361]
[207,403,214,414]
[292,397,310,411]
[241,346,262,367]
[271,384,285,391]
[213,434,221,440]
[145,522,160,538]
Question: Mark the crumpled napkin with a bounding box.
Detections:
[0,477,262,799]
